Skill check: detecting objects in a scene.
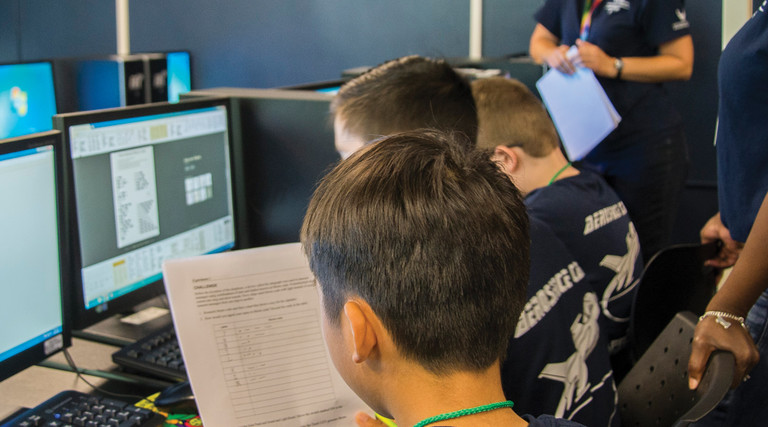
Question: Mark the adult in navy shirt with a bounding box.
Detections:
[473,77,642,373]
[503,218,618,427]
[689,3,768,425]
[529,0,694,263]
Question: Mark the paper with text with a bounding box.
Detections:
[162,243,369,427]
[536,65,621,161]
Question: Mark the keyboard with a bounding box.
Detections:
[3,390,164,427]
[111,326,187,382]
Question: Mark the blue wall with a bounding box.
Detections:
[133,0,477,88]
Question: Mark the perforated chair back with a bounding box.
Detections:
[618,311,734,427]
[628,242,718,361]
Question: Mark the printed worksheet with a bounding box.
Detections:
[162,243,369,427]
[110,146,160,248]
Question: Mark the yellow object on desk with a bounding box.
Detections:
[376,413,398,427]
[135,392,203,426]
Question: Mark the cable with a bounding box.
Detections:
[61,349,153,401]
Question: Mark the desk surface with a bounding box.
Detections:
[0,337,163,420]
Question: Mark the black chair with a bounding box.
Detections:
[628,242,719,362]
[618,311,734,427]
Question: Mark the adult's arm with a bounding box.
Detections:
[576,35,694,82]
[689,193,768,389]
[529,23,576,74]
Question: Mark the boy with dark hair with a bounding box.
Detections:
[330,55,477,159]
[301,130,584,426]
[472,76,642,375]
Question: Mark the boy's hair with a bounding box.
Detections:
[331,55,477,147]
[472,77,559,157]
[301,130,529,373]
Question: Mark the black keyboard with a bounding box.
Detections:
[3,390,164,427]
[111,326,187,382]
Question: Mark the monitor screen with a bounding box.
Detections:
[167,52,192,103]
[0,62,58,139]
[54,97,237,331]
[0,130,70,382]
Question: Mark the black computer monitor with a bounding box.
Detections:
[0,130,71,383]
[182,88,339,248]
[53,97,240,342]
[0,61,58,139]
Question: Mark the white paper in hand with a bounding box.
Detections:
[162,243,369,427]
[536,60,621,161]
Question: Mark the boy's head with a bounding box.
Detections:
[331,55,477,159]
[472,76,559,157]
[301,130,529,413]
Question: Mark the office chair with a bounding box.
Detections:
[618,311,734,427]
[627,242,719,362]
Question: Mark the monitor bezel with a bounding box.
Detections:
[53,96,240,331]
[0,130,72,383]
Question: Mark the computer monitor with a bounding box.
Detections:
[182,88,339,248]
[0,130,71,383]
[166,51,192,103]
[0,61,58,139]
[53,97,239,342]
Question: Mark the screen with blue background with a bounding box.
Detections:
[167,51,191,103]
[0,62,57,139]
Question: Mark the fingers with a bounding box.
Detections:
[546,45,576,74]
[730,341,760,389]
[688,334,713,390]
[355,412,391,427]
[690,316,760,390]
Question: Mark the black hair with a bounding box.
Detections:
[331,55,477,148]
[301,130,529,373]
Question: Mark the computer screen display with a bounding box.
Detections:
[54,97,237,330]
[167,51,191,103]
[0,62,58,139]
[0,130,70,382]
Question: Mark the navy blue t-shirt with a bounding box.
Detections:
[526,170,642,353]
[503,218,618,426]
[717,2,768,242]
[535,0,691,140]
[523,413,588,426]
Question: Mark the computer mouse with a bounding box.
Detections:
[154,380,198,413]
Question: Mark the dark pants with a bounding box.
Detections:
[580,128,689,264]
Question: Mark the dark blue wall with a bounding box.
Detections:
[483,0,541,57]
[131,0,472,88]
[0,1,20,63]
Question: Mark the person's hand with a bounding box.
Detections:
[575,39,615,77]
[544,45,576,75]
[355,412,393,427]
[700,212,743,268]
[688,315,760,390]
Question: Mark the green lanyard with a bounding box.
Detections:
[548,162,573,186]
[413,400,515,427]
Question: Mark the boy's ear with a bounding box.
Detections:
[343,300,379,364]
[492,145,521,173]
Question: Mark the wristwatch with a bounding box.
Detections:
[614,57,624,79]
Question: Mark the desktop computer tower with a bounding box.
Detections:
[53,51,191,113]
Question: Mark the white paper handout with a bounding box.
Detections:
[162,243,369,427]
[536,60,621,161]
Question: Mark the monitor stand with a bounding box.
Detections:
[73,295,173,346]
